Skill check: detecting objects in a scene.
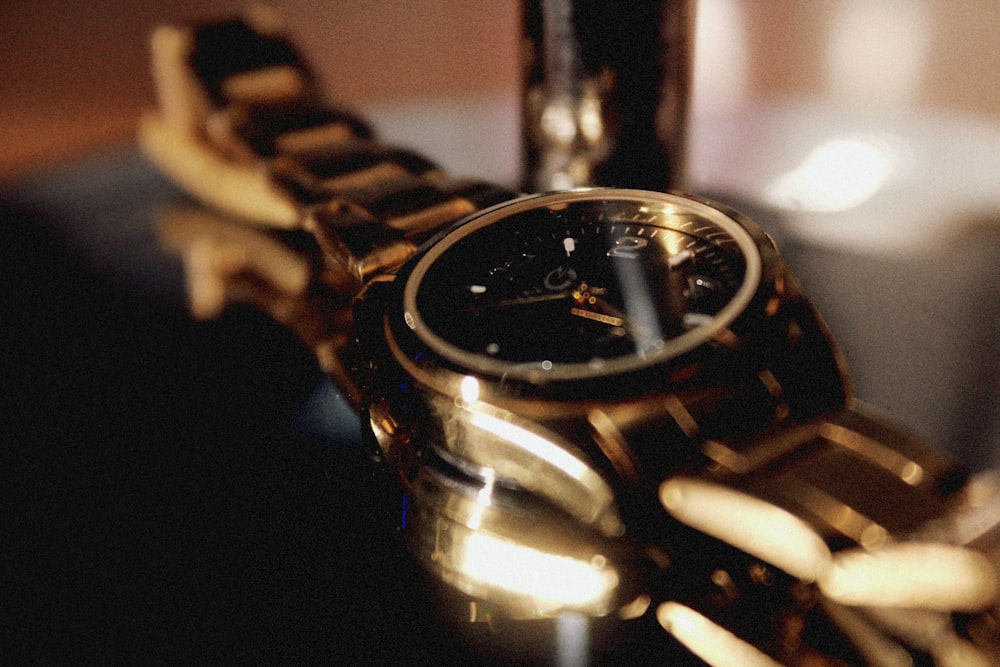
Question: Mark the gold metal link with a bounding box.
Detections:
[757,369,783,400]
[275,121,361,155]
[317,162,409,194]
[385,197,478,236]
[701,421,824,476]
[661,395,699,439]
[588,408,641,487]
[355,239,420,283]
[820,421,926,487]
[778,480,889,548]
[220,65,310,104]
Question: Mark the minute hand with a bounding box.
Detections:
[465,291,574,313]
[468,285,611,312]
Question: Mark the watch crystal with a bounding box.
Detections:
[403,191,760,380]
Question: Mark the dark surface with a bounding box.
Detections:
[0,150,475,664]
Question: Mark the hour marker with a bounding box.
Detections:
[563,236,577,256]
[486,343,500,355]
[668,248,694,268]
[682,312,714,329]
[469,284,487,294]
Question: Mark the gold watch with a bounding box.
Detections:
[138,15,990,664]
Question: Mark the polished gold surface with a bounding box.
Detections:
[660,477,833,582]
[657,602,784,667]
[406,464,623,617]
[138,14,1000,664]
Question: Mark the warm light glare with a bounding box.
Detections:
[765,135,899,213]
[660,478,832,581]
[578,92,604,143]
[658,602,783,667]
[469,412,589,480]
[541,101,578,146]
[460,374,480,404]
[820,543,1000,613]
[460,532,617,609]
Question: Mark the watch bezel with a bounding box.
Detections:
[394,188,768,385]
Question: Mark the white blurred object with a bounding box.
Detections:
[689,101,1000,252]
[364,0,1000,254]
[687,0,1000,253]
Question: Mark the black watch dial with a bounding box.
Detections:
[402,190,762,381]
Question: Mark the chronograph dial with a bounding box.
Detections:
[400,189,763,381]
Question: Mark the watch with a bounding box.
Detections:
[137,15,984,663]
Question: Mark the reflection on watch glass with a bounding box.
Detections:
[406,192,757,380]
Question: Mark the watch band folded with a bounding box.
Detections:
[141,15,516,397]
[141,18,993,659]
[144,15,970,541]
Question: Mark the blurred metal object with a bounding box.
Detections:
[521,0,693,192]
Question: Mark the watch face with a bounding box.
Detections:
[401,189,763,382]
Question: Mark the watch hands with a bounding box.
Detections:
[477,290,575,309]
[465,283,609,312]
[570,285,634,338]
[464,280,640,340]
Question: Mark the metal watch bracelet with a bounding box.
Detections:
[138,14,999,664]
[139,15,517,400]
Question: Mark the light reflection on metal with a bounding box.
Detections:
[459,532,619,611]
[469,411,590,481]
[660,477,833,582]
[408,465,624,618]
[657,602,784,667]
[469,468,495,531]
[434,393,626,538]
[778,479,890,549]
[821,420,925,486]
[459,374,481,404]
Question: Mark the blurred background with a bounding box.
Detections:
[4,0,1000,178]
